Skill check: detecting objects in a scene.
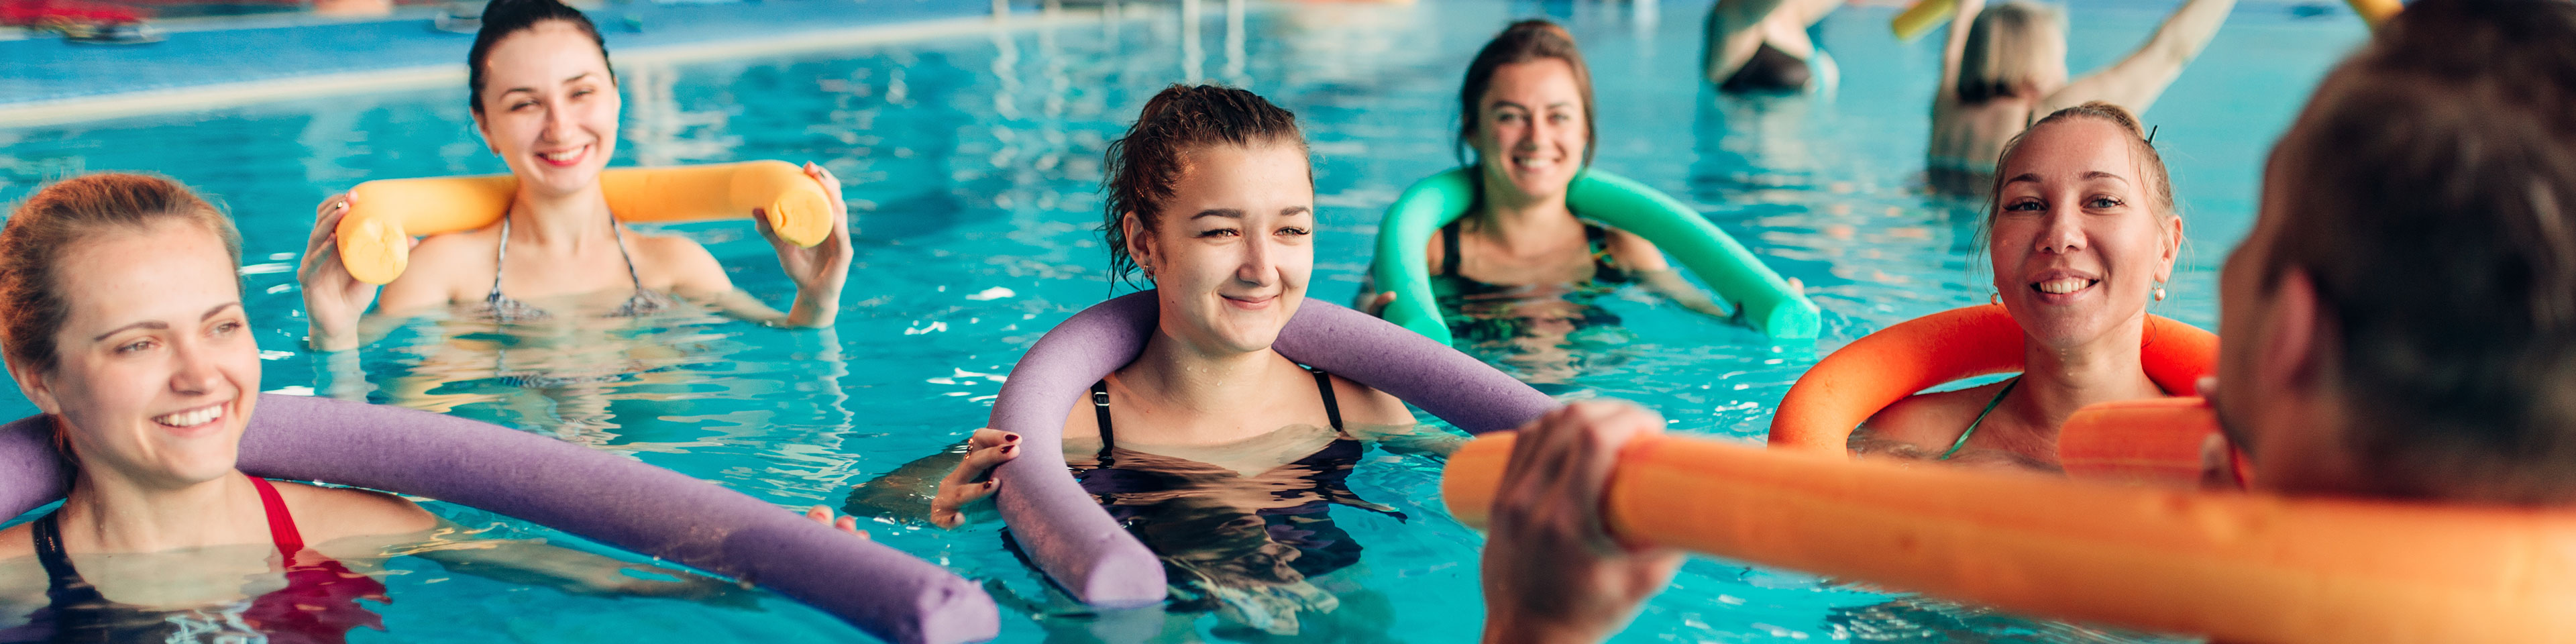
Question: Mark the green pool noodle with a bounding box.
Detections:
[1366,167,1821,343]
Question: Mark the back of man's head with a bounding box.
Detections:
[2260,0,2576,503]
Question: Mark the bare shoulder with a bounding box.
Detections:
[270,482,437,544]
[381,228,499,308]
[1326,374,1415,427]
[1596,225,1671,272]
[1859,384,2002,450]
[627,231,731,293]
[0,523,30,561]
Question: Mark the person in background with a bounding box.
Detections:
[1928,0,2235,193]
[1473,0,2576,640]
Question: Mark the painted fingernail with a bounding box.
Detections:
[1000,445,1017,455]
[1004,433,1020,443]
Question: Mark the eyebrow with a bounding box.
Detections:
[1191,208,1244,220]
[498,72,596,97]
[91,302,240,341]
[2082,171,2131,184]
[2002,171,2131,187]
[1487,100,1576,111]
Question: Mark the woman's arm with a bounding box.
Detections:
[1601,229,1746,323]
[2045,0,2239,114]
[1938,0,1988,107]
[845,429,1018,529]
[1704,0,1797,83]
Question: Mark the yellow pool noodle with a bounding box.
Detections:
[1890,0,1955,41]
[336,160,833,284]
[1894,0,2398,42]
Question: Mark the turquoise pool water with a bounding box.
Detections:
[0,0,2366,640]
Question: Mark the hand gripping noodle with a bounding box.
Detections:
[1445,431,2576,643]
[337,160,835,284]
[1767,305,2215,454]
[1892,0,2400,40]
[0,395,996,644]
[1365,168,1820,344]
[985,291,1557,606]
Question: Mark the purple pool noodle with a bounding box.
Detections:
[0,395,996,644]
[986,291,1556,606]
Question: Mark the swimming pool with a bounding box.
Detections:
[0,0,2366,640]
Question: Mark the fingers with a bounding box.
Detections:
[1498,400,1665,555]
[306,199,348,254]
[966,427,1018,451]
[945,439,1019,487]
[806,505,869,537]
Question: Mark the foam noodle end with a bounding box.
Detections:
[339,216,407,285]
[1442,433,1517,530]
[2058,397,2220,486]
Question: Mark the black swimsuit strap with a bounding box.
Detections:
[1311,369,1343,431]
[1089,368,1344,462]
[1440,221,1462,278]
[1089,380,1115,465]
[32,513,106,607]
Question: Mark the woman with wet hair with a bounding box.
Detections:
[854,85,1455,636]
[1929,0,2236,192]
[1360,21,1764,352]
[298,0,854,352]
[0,174,853,639]
[1857,101,2185,470]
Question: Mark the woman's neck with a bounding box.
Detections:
[1118,327,1296,429]
[508,183,619,253]
[1471,171,1582,251]
[56,468,268,554]
[2013,313,2167,431]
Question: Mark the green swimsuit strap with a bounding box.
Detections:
[1938,376,2021,460]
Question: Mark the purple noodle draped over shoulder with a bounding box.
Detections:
[0,395,997,644]
[983,292,1558,606]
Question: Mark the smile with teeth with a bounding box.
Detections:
[537,144,589,163]
[2033,278,2098,294]
[152,402,226,428]
[1513,156,1558,170]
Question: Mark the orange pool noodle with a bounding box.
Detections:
[1767,305,2216,455]
[337,160,833,284]
[2057,396,2242,486]
[1445,432,2576,643]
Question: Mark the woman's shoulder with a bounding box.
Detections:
[0,523,30,562]
[1861,383,2005,448]
[1324,374,1415,427]
[625,231,730,292]
[270,482,436,545]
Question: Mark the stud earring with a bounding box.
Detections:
[1990,291,2002,305]
[2153,285,2167,301]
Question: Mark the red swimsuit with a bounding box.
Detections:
[18,475,392,643]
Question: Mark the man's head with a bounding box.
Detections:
[2216,0,2576,503]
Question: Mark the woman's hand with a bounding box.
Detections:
[930,428,1019,529]
[297,193,382,352]
[1480,401,1685,644]
[761,162,855,327]
[804,505,869,538]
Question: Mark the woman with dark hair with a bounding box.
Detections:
[0,174,857,640]
[852,85,1458,637]
[297,0,854,352]
[1928,0,2236,192]
[1359,21,1772,356]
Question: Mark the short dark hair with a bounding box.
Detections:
[1098,85,1307,286]
[466,0,616,114]
[1456,19,1597,167]
[2261,0,2576,502]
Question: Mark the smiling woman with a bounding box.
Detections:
[1851,102,2186,470]
[0,174,863,641]
[294,0,855,353]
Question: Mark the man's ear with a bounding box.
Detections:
[2260,268,2330,400]
[5,355,61,416]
